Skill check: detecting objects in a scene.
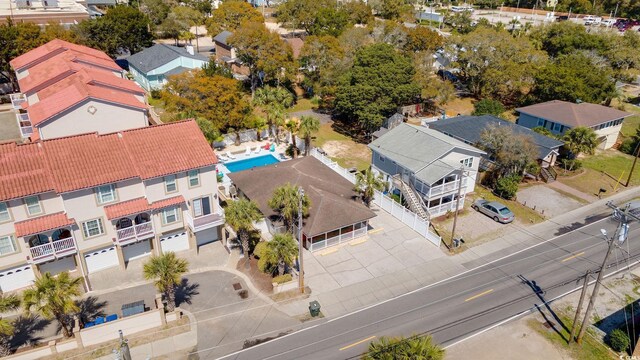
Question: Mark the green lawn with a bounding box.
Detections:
[313,123,371,171]
[287,97,318,113]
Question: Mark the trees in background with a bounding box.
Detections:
[253,86,295,142]
[143,252,189,312]
[160,6,203,45]
[472,99,506,117]
[205,1,264,36]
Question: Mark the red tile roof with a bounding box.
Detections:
[36,69,144,102]
[26,79,147,127]
[0,142,53,201]
[14,212,75,237]
[516,100,633,128]
[10,39,112,71]
[0,120,217,202]
[104,197,151,220]
[151,195,186,210]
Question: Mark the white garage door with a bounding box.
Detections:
[84,246,119,274]
[123,240,151,262]
[196,227,219,246]
[39,256,76,276]
[0,265,36,292]
[160,231,190,253]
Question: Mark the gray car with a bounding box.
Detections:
[472,199,515,224]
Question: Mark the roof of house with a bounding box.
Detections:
[516,100,633,128]
[428,115,564,160]
[26,79,147,127]
[35,68,144,101]
[368,123,485,185]
[104,195,186,220]
[284,37,303,58]
[14,212,75,237]
[126,44,209,74]
[10,39,112,71]
[228,157,376,237]
[0,120,217,201]
[213,31,233,46]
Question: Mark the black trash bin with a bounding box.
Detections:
[309,301,321,317]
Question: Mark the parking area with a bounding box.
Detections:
[0,110,20,142]
[516,185,584,219]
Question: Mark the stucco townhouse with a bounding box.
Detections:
[0,120,224,293]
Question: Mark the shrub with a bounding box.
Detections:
[607,328,630,352]
[619,138,638,155]
[285,144,299,158]
[273,274,292,284]
[494,175,521,200]
[472,98,505,117]
[559,158,583,171]
[150,89,162,99]
[254,242,273,273]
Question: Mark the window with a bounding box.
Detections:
[460,157,474,168]
[165,175,177,193]
[537,118,544,127]
[188,170,200,187]
[162,207,180,225]
[24,196,42,215]
[193,196,211,217]
[82,218,104,238]
[0,203,10,223]
[378,154,385,163]
[0,235,16,255]
[552,123,561,132]
[96,184,117,204]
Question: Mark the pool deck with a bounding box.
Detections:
[217,140,289,159]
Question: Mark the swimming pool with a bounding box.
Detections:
[224,154,280,173]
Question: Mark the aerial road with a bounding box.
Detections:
[219,215,638,360]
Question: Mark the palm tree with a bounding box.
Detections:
[143,252,189,312]
[0,294,19,356]
[563,126,598,157]
[355,167,386,207]
[254,86,295,140]
[266,233,299,276]
[285,118,300,158]
[22,272,82,338]
[253,116,268,141]
[299,115,320,156]
[268,183,311,233]
[362,335,444,360]
[225,198,263,267]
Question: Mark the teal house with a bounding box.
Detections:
[126,44,209,91]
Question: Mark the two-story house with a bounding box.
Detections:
[126,43,209,91]
[9,39,149,141]
[368,123,485,218]
[0,120,224,292]
[516,100,632,150]
[213,31,249,78]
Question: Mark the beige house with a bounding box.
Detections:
[0,120,224,292]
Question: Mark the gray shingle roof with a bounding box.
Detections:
[516,100,632,128]
[213,31,233,46]
[368,123,485,185]
[126,44,209,74]
[429,115,564,160]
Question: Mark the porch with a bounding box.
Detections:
[114,213,155,246]
[184,212,224,232]
[14,212,78,265]
[15,111,32,138]
[306,221,369,252]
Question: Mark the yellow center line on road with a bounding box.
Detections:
[561,251,585,262]
[339,336,376,351]
[464,289,494,302]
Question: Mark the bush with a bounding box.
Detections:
[254,242,273,274]
[273,274,292,284]
[472,98,505,117]
[607,328,630,352]
[559,158,583,171]
[285,144,300,158]
[494,175,521,200]
[619,138,638,155]
[150,89,162,99]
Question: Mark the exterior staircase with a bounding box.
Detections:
[392,175,430,220]
[540,166,557,183]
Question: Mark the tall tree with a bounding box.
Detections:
[265,233,299,276]
[374,0,412,21]
[343,1,374,25]
[228,22,296,95]
[276,0,336,33]
[205,1,264,36]
[0,294,20,356]
[160,6,203,46]
[308,6,350,37]
[139,0,171,26]
[162,70,252,132]
[74,5,153,57]
[334,43,420,132]
[563,127,598,157]
[472,99,505,117]
[299,35,346,100]
[225,199,262,266]
[298,115,320,156]
[355,167,385,207]
[363,334,445,360]
[268,183,311,233]
[22,272,82,338]
[404,26,444,53]
[480,123,538,177]
[285,118,300,158]
[253,86,295,142]
[143,252,189,312]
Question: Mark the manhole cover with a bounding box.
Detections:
[542,321,555,329]
[233,283,242,291]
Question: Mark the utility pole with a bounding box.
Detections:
[450,165,465,250]
[298,187,305,294]
[577,202,638,343]
[569,270,590,343]
[625,141,640,187]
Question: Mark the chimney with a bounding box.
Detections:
[185,45,194,56]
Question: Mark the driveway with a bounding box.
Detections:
[516,185,584,218]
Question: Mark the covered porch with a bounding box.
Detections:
[14,212,78,265]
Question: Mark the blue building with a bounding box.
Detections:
[126,44,209,91]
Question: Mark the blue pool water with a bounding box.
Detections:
[224,154,280,172]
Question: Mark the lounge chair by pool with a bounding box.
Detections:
[226,151,236,160]
[270,144,276,152]
[263,142,271,150]
[245,146,251,156]
[254,146,261,154]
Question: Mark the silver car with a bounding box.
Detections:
[472,199,515,224]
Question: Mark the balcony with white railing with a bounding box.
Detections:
[422,178,468,198]
[10,94,27,110]
[185,211,225,233]
[28,236,78,264]
[116,221,155,246]
[16,112,32,137]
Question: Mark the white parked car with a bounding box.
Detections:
[584,16,602,25]
[601,19,616,27]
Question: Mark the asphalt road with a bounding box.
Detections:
[217,215,640,360]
